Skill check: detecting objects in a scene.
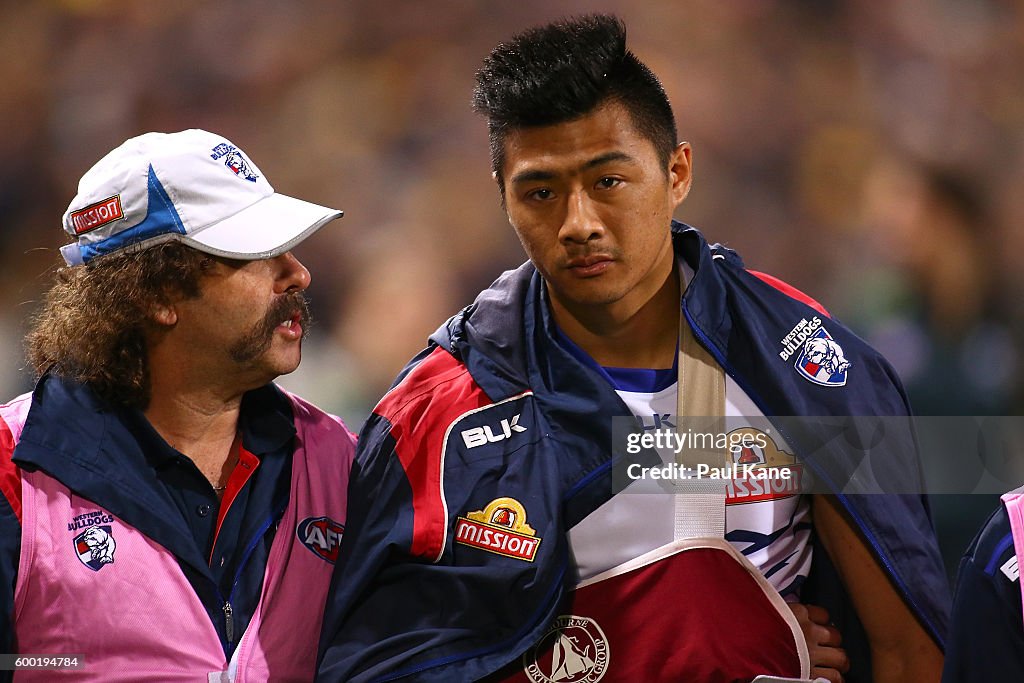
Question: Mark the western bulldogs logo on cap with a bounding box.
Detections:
[210,143,259,183]
[296,516,345,564]
[794,327,851,387]
[74,525,117,572]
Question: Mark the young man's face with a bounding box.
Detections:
[170,252,312,386]
[501,100,691,320]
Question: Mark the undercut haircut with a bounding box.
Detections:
[25,242,213,409]
[472,14,678,190]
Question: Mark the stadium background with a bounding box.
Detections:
[1,0,1021,579]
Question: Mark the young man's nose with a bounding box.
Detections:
[559,191,605,244]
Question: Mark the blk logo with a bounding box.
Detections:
[462,414,527,449]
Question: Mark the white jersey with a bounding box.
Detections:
[569,375,813,598]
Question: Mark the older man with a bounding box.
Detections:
[0,129,351,681]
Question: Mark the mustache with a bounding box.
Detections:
[228,292,311,364]
[259,291,311,337]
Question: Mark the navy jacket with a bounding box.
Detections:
[317,224,950,682]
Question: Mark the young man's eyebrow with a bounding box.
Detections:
[581,151,634,170]
[509,151,636,185]
[510,169,556,185]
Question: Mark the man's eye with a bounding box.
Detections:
[527,188,554,201]
[597,177,621,189]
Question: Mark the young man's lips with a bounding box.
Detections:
[566,256,614,277]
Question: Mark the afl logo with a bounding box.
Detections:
[523,615,609,683]
[296,516,344,564]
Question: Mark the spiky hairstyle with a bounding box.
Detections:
[472,14,678,188]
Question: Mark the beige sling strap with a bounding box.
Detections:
[672,306,730,540]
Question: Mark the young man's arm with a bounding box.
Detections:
[812,494,943,682]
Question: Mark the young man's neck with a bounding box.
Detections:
[550,261,681,370]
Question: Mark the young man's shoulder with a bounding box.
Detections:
[373,346,491,428]
[743,268,831,318]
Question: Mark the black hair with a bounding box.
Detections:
[472,14,678,189]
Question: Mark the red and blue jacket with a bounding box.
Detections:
[316,224,951,682]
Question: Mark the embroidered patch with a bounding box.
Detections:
[455,497,541,562]
[210,142,259,182]
[74,525,116,571]
[523,615,610,683]
[794,327,851,387]
[296,516,344,564]
[778,316,823,362]
[69,195,124,235]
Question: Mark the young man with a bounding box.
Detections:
[942,486,1024,681]
[317,16,948,683]
[0,129,352,681]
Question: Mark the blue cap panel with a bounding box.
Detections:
[78,166,186,263]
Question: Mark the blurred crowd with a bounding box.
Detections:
[1,0,1022,433]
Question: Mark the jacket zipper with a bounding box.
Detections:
[223,601,234,645]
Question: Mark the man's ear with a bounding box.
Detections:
[669,141,693,207]
[151,304,177,327]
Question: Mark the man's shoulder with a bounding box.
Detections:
[373,346,491,428]
[0,393,30,523]
[265,384,358,443]
[0,391,34,437]
[742,268,831,319]
[966,504,1019,585]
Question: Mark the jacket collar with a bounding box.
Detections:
[12,374,292,579]
[433,222,734,397]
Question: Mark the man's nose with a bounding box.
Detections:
[558,190,605,244]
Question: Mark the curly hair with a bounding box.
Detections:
[25,242,214,409]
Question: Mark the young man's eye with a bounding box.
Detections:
[596,177,621,189]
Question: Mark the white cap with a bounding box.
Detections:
[60,129,343,266]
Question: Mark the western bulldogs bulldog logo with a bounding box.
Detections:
[209,142,259,182]
[74,525,116,571]
[223,150,258,182]
[795,328,851,387]
[296,516,344,564]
